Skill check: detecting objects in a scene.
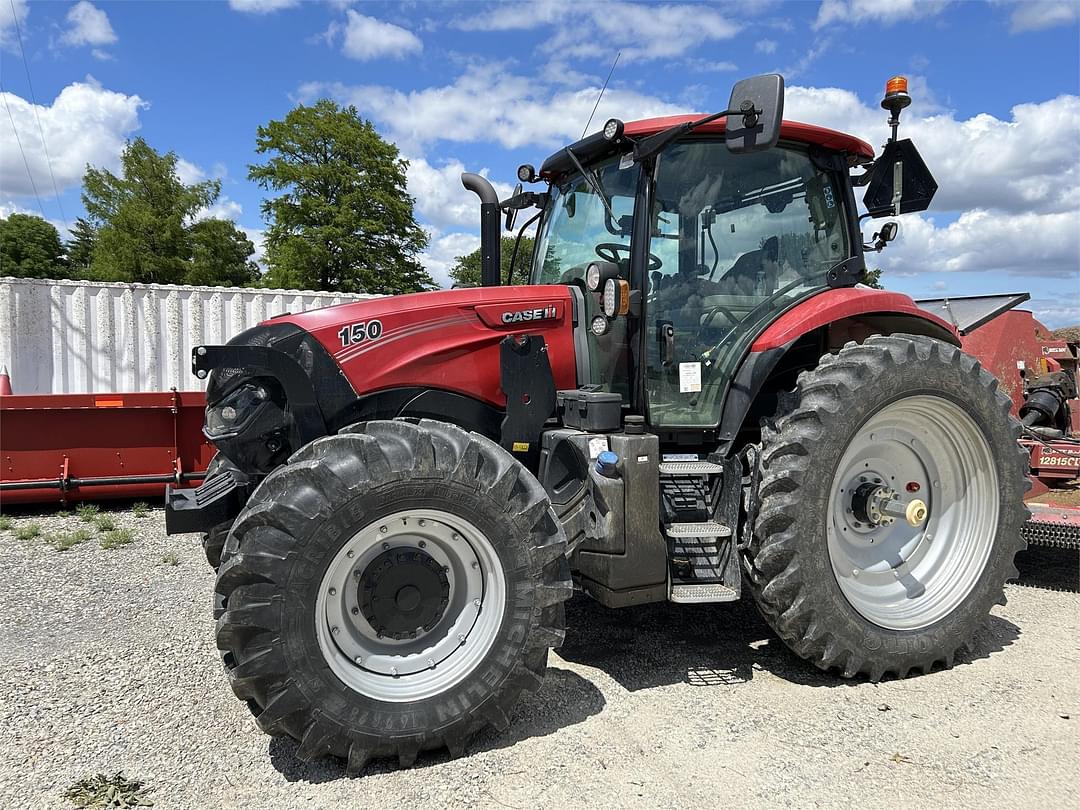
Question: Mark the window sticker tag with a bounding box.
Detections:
[637,455,649,463]
[619,152,634,170]
[679,362,702,393]
[588,436,609,459]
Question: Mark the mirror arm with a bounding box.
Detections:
[500,191,549,211]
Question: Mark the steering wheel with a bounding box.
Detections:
[702,305,740,329]
[595,243,663,273]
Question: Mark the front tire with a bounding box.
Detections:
[744,334,1029,680]
[214,419,571,771]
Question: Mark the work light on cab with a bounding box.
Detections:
[602,118,624,141]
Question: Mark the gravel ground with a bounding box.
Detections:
[0,504,1076,809]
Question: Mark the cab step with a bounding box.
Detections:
[664,521,731,538]
[670,582,740,604]
[658,461,725,476]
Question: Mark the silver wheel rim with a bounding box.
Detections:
[315,509,506,702]
[826,395,998,631]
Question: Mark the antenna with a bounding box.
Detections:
[581,51,621,139]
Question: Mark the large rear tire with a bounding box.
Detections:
[214,419,572,771]
[744,334,1028,680]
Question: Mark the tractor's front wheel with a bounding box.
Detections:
[744,334,1028,680]
[214,419,571,771]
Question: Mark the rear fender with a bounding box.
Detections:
[718,290,961,453]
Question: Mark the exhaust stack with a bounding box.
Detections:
[461,173,501,287]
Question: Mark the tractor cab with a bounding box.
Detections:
[529,114,868,430]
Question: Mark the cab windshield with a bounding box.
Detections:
[531,154,637,284]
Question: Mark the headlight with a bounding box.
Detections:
[603,278,617,317]
[590,315,610,336]
[205,383,269,437]
[586,263,602,292]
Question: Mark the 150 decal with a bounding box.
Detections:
[338,320,384,347]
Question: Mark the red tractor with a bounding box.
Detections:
[166,75,1028,771]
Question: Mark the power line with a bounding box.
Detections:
[1,88,48,219]
[7,0,68,231]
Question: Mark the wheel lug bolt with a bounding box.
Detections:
[355,656,363,665]
[329,587,337,596]
[452,533,460,541]
[419,540,426,548]
[471,561,479,569]
[347,550,354,558]
[852,569,860,577]
[382,543,390,550]
[419,519,427,527]
[380,526,388,534]
[391,667,398,677]
[473,599,481,607]
[428,659,435,668]
[331,626,340,635]
[457,634,466,644]
[351,607,359,615]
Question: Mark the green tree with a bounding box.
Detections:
[0,213,67,278]
[449,235,535,287]
[80,138,255,286]
[187,219,259,287]
[863,267,884,289]
[65,217,97,275]
[249,99,433,294]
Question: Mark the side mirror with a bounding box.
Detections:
[565,192,577,219]
[505,182,523,231]
[726,73,784,155]
[863,139,937,218]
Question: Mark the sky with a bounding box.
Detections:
[1,0,1078,325]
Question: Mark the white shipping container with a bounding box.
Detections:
[0,277,377,395]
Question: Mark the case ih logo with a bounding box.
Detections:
[501,305,557,324]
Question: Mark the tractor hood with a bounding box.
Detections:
[264,285,578,418]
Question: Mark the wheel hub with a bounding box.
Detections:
[315,508,507,702]
[358,548,450,640]
[826,395,998,631]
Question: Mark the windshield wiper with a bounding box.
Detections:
[564,146,617,224]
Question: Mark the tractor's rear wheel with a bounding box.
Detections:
[744,334,1028,680]
[214,419,571,771]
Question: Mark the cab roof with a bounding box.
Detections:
[540,115,874,179]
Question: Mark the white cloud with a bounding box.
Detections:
[455,1,739,62]
[175,158,206,185]
[406,157,513,230]
[881,210,1079,279]
[0,0,27,51]
[239,226,267,267]
[755,39,778,54]
[228,0,298,13]
[196,196,244,222]
[1026,297,1080,329]
[60,2,117,48]
[1005,0,1079,32]
[0,199,69,238]
[419,229,480,288]
[327,11,422,61]
[0,79,145,199]
[814,0,952,29]
[784,86,1080,216]
[301,66,685,152]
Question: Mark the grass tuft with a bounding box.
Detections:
[14,523,41,541]
[100,528,135,550]
[0,515,12,531]
[93,514,117,533]
[161,552,180,566]
[46,528,93,552]
[132,502,151,518]
[76,503,100,523]
[63,771,153,808]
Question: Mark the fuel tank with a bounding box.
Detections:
[268,285,579,408]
